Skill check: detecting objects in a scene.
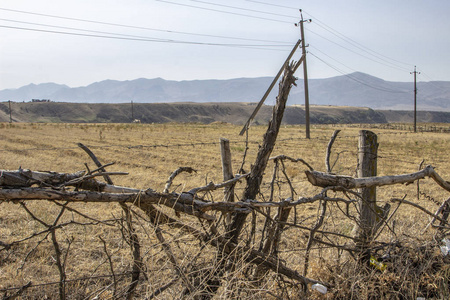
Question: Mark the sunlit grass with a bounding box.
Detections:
[0,122,448,298]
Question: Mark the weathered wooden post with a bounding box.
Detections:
[355,130,378,258]
[220,138,234,203]
[195,139,236,298]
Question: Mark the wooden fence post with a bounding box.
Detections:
[220,138,234,203]
[355,130,378,256]
[194,139,236,298]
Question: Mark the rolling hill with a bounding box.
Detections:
[2,101,449,125]
[1,72,449,112]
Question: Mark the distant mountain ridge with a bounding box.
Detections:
[1,72,449,111]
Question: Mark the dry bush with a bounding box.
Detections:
[0,122,449,299]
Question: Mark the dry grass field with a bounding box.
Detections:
[0,122,449,299]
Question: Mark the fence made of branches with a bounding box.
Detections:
[1,63,450,299]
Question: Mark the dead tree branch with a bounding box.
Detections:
[391,198,449,225]
[1,187,357,218]
[269,155,314,171]
[99,236,117,298]
[303,200,327,277]
[153,226,195,293]
[229,61,298,243]
[163,167,196,193]
[2,125,448,299]
[77,142,142,300]
[306,165,450,191]
[187,173,249,195]
[325,129,341,173]
[0,169,84,188]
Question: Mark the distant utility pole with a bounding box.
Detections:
[411,66,420,132]
[8,100,12,123]
[296,10,311,139]
[131,100,134,121]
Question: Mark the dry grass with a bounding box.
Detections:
[0,122,449,299]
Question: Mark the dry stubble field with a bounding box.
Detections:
[0,122,449,299]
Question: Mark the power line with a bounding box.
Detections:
[310,21,411,72]
[0,5,415,74]
[155,0,292,24]
[419,70,436,82]
[244,0,298,10]
[419,69,450,84]
[0,4,428,84]
[189,0,298,19]
[308,51,410,94]
[240,3,415,72]
[418,70,449,92]
[0,18,168,42]
[305,27,411,73]
[302,9,413,70]
[0,7,291,44]
[309,45,359,74]
[310,44,413,88]
[309,50,408,94]
[409,67,450,95]
[0,23,291,49]
[0,24,173,43]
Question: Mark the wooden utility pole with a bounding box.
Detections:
[297,10,311,139]
[411,66,420,132]
[8,100,12,123]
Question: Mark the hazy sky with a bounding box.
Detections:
[1,0,449,90]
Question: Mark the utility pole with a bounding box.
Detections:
[411,66,420,132]
[131,100,134,121]
[8,100,12,123]
[297,10,311,139]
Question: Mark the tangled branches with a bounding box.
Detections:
[1,63,449,299]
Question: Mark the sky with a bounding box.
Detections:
[0,0,449,90]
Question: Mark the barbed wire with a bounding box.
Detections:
[1,126,448,153]
[0,118,446,295]
[0,271,133,292]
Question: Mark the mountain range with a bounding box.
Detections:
[1,72,449,111]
